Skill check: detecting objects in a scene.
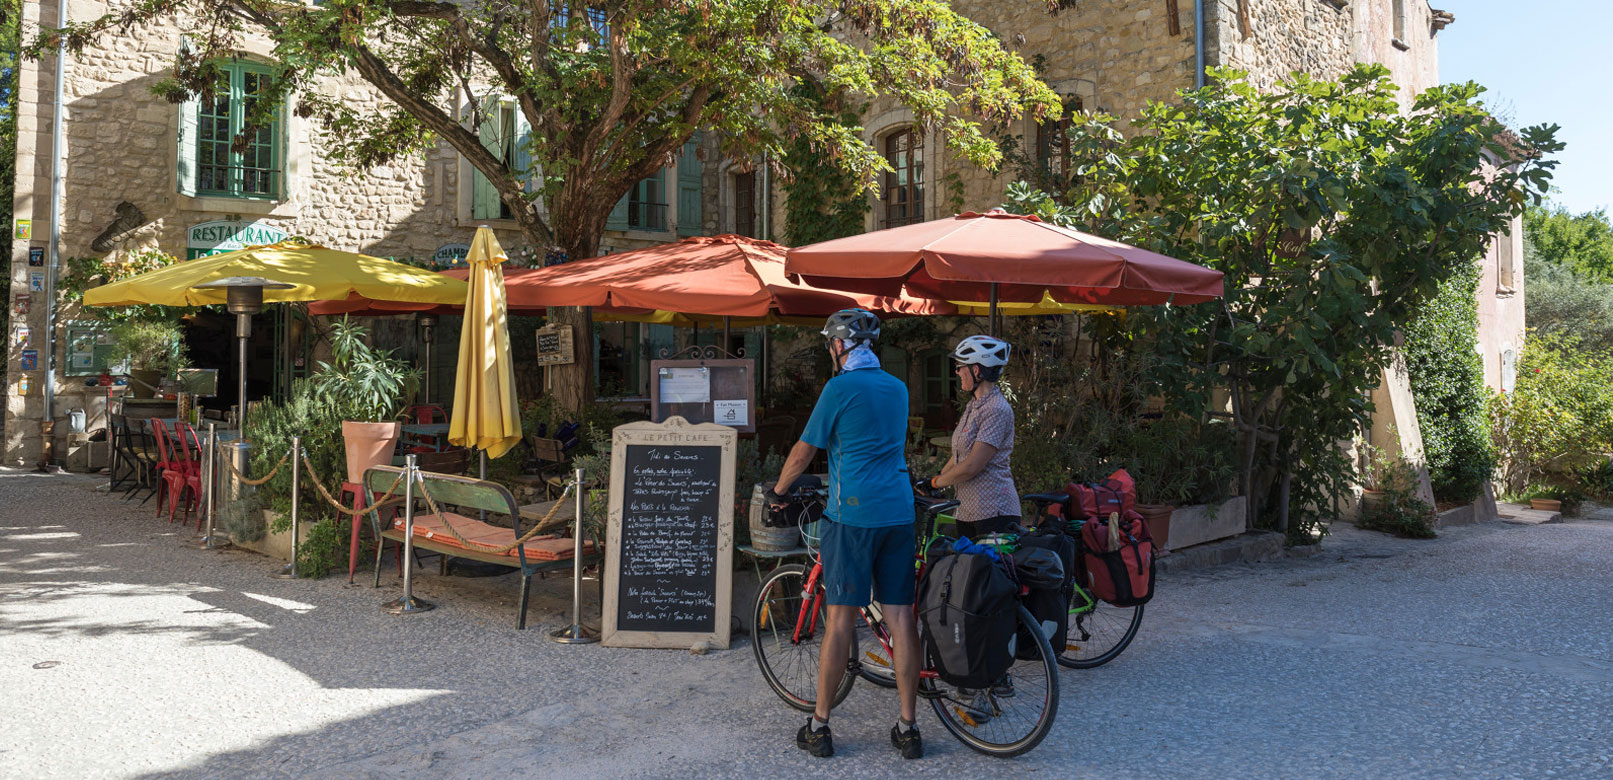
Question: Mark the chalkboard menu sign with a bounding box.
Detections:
[534,325,575,366]
[603,416,737,649]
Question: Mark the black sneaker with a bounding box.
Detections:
[991,674,1016,698]
[796,721,834,757]
[890,723,924,759]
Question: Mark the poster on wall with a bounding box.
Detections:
[13,294,29,316]
[15,326,29,349]
[13,219,30,240]
[20,350,38,371]
[186,220,290,259]
[28,246,44,267]
[29,272,45,292]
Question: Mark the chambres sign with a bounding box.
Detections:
[602,417,737,649]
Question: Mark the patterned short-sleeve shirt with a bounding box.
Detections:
[951,387,1019,522]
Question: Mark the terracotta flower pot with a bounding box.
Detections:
[342,420,402,484]
[1135,503,1174,549]
[1529,498,1562,512]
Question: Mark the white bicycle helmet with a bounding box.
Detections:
[951,335,1011,368]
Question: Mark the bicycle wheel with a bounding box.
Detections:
[1058,585,1144,669]
[929,605,1060,757]
[854,605,899,689]
[752,564,857,712]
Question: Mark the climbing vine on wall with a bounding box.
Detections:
[781,85,872,246]
[1403,259,1495,502]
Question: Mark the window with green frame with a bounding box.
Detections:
[178,62,282,200]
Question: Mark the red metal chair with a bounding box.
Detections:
[176,422,207,528]
[150,421,188,523]
[410,405,448,424]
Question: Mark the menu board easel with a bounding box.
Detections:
[602,416,737,649]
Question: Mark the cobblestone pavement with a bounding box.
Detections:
[2,467,1611,779]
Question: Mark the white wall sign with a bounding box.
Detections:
[186,220,289,259]
[432,242,471,266]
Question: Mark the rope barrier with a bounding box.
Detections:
[298,454,409,517]
[414,473,577,555]
[217,449,292,486]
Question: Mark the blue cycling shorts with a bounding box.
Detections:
[821,519,916,607]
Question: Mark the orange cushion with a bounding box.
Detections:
[391,512,595,559]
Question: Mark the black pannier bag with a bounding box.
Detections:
[916,549,1019,688]
[1013,533,1076,659]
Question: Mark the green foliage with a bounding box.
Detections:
[1491,333,1613,493]
[1576,459,1613,499]
[1403,259,1495,502]
[310,317,421,423]
[247,378,346,523]
[1524,260,1613,355]
[107,319,190,375]
[1525,203,1613,281]
[40,0,1057,266]
[0,0,16,278]
[1359,449,1436,539]
[292,518,349,579]
[1002,65,1559,537]
[782,85,872,246]
[1510,483,1585,517]
[61,251,188,324]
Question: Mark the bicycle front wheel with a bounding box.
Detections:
[1058,586,1144,669]
[752,564,856,712]
[929,604,1060,757]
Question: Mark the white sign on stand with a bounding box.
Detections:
[658,367,711,403]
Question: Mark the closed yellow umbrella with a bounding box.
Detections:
[449,227,522,459]
[82,238,468,307]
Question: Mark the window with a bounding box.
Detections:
[733,171,756,237]
[185,62,281,199]
[628,168,668,231]
[882,128,924,227]
[552,6,609,48]
[1035,97,1083,180]
[472,101,520,221]
[1496,226,1517,293]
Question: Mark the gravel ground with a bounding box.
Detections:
[2,466,1610,779]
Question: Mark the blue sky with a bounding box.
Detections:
[1439,1,1610,214]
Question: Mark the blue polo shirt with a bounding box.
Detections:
[801,367,911,527]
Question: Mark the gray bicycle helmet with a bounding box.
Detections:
[821,308,881,344]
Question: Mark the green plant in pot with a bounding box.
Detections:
[311,318,422,484]
[108,320,190,399]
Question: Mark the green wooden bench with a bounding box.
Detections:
[364,465,601,630]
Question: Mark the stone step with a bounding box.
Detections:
[1495,502,1561,525]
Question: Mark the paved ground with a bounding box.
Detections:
[2,466,1611,779]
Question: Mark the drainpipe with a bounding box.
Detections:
[45,0,69,432]
[1194,0,1206,88]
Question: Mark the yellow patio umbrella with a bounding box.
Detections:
[448,227,522,459]
[82,238,469,307]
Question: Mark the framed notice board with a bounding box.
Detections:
[534,325,575,366]
[64,321,120,376]
[650,358,754,433]
[602,416,737,649]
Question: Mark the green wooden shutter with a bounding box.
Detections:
[677,137,703,237]
[471,99,506,220]
[176,95,199,197]
[606,186,630,231]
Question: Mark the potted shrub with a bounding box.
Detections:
[311,318,422,483]
[108,320,190,399]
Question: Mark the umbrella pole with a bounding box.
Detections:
[723,316,732,355]
[989,282,999,337]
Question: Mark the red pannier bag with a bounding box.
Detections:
[1063,469,1138,521]
[1079,509,1156,607]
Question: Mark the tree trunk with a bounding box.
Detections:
[540,208,610,413]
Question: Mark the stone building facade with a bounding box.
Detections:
[5,0,1504,469]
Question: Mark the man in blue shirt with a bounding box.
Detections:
[767,308,921,759]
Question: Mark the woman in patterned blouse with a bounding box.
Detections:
[915,335,1020,541]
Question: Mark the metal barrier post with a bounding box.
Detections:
[272,438,301,579]
[191,424,230,549]
[383,455,435,614]
[549,468,598,644]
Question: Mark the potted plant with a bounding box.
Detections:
[311,318,422,483]
[107,320,190,399]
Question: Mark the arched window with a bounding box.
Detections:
[1036,97,1083,180]
[881,128,923,227]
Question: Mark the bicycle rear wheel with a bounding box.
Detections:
[929,604,1060,757]
[752,564,856,712]
[1058,586,1144,669]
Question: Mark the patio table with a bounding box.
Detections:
[402,423,451,452]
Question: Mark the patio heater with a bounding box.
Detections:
[193,277,294,521]
[418,312,438,404]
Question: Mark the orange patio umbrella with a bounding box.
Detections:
[785,210,1225,329]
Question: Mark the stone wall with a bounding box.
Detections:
[1206,0,1356,89]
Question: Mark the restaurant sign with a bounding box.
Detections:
[186,220,289,259]
[432,243,471,266]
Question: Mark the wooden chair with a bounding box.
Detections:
[526,435,571,499]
